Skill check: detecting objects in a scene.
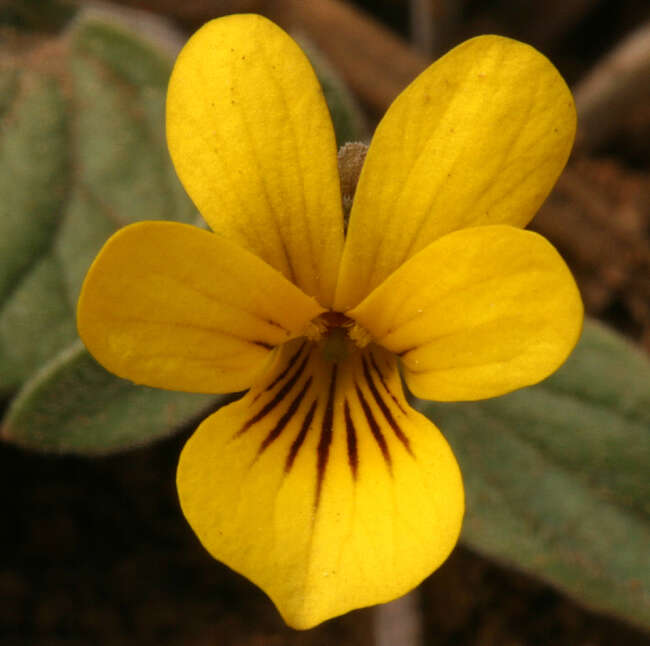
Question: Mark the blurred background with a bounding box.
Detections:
[1,1,649,644]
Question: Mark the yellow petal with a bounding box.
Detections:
[177,341,463,629]
[335,35,576,310]
[348,226,583,401]
[167,14,344,307]
[77,221,324,393]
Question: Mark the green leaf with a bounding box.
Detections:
[0,11,196,393]
[419,320,650,628]
[0,9,214,453]
[2,340,219,454]
[0,68,71,391]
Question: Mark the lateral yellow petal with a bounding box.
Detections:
[77,221,324,393]
[177,341,464,629]
[348,226,583,401]
[335,35,576,310]
[166,14,344,307]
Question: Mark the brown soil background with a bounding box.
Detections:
[1,1,649,644]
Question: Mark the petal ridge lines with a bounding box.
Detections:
[238,352,309,436]
[355,383,392,473]
[362,355,413,456]
[285,399,318,473]
[257,376,313,456]
[315,366,337,510]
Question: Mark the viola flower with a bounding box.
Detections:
[77,14,583,629]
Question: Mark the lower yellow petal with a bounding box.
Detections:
[77,221,324,393]
[347,226,583,401]
[177,341,464,629]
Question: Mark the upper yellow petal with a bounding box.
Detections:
[77,221,324,393]
[348,225,583,401]
[335,35,576,310]
[166,14,344,307]
[177,341,463,628]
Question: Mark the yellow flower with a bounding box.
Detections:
[77,14,583,629]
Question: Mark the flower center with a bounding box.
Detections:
[305,311,372,363]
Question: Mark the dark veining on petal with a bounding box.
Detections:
[362,356,413,456]
[238,353,309,436]
[369,351,407,414]
[264,317,291,333]
[257,377,313,456]
[355,383,392,473]
[344,400,358,480]
[264,342,306,393]
[252,340,275,350]
[315,366,338,510]
[285,400,317,473]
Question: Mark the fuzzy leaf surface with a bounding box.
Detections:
[420,320,650,628]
